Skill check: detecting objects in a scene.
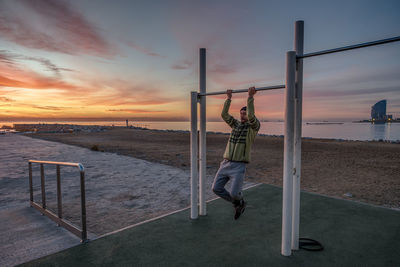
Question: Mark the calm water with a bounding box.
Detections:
[2,120,400,141]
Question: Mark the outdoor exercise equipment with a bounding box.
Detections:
[190,20,400,256]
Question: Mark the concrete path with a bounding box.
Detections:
[0,207,81,267]
[0,133,254,266]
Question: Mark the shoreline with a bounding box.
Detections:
[5,122,400,143]
[24,127,400,210]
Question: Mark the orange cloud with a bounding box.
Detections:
[33,106,67,110]
[107,109,166,113]
[0,71,77,91]
[88,98,174,106]
[74,78,180,107]
[0,74,27,88]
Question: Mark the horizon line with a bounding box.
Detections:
[0,117,373,123]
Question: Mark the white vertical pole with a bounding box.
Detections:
[199,48,207,216]
[282,51,296,256]
[292,20,304,251]
[190,91,199,219]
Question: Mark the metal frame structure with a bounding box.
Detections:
[190,20,400,256]
[28,160,87,242]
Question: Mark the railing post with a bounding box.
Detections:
[80,170,87,241]
[292,20,304,251]
[282,51,296,256]
[29,162,33,203]
[40,163,46,209]
[199,48,207,216]
[190,91,199,219]
[56,165,62,219]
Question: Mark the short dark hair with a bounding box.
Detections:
[240,106,247,112]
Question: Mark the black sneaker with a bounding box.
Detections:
[234,200,246,220]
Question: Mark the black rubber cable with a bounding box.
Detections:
[299,238,324,251]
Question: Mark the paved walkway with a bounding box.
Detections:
[0,133,254,266]
[20,184,400,267]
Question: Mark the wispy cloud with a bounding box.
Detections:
[107,109,165,113]
[0,74,29,88]
[33,105,66,110]
[0,0,116,57]
[0,96,15,102]
[0,71,77,91]
[25,57,73,78]
[306,67,400,90]
[1,101,70,110]
[171,60,192,70]
[305,85,400,98]
[87,96,174,106]
[0,50,82,92]
[0,50,73,78]
[0,52,16,66]
[209,63,238,75]
[82,88,177,107]
[125,41,165,58]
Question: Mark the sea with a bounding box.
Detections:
[1,120,400,142]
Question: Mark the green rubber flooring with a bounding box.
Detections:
[20,184,400,267]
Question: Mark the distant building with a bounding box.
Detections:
[371,100,386,120]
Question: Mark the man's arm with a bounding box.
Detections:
[221,89,239,128]
[247,87,260,131]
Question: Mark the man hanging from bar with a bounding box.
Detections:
[212,87,260,220]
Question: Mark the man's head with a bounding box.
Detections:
[240,106,248,123]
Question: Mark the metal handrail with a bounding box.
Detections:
[28,160,87,242]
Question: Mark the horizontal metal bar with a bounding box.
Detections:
[199,84,285,96]
[29,160,84,172]
[31,201,85,241]
[300,36,400,59]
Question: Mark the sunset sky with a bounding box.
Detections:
[0,0,399,122]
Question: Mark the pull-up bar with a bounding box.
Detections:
[300,35,400,59]
[198,84,285,97]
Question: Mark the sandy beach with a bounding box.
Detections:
[1,133,237,236]
[26,127,400,209]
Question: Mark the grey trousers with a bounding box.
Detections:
[212,159,246,203]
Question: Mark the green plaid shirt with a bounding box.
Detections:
[221,97,260,163]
